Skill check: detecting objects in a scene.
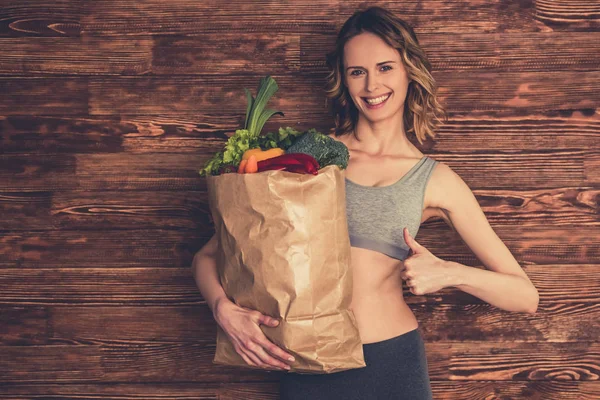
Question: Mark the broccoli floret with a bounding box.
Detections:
[286,128,349,169]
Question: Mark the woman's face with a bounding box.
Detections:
[343,31,410,123]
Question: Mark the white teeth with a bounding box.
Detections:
[365,94,390,105]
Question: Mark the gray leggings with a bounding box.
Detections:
[279,327,433,400]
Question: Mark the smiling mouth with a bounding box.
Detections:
[362,93,391,106]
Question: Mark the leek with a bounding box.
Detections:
[245,75,284,137]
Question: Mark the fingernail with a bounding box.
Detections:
[288,356,295,362]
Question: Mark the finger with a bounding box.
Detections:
[257,313,281,327]
[243,342,270,368]
[251,341,292,370]
[252,317,294,362]
[234,342,260,367]
[404,227,423,254]
[256,346,292,370]
[237,347,258,367]
[257,337,295,364]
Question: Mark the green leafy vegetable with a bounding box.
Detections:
[258,126,305,150]
[286,128,350,170]
[199,75,286,177]
[245,75,284,138]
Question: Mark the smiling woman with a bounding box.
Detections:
[279,6,443,400]
[278,4,540,400]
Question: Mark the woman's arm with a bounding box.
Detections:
[430,162,539,313]
[191,233,233,318]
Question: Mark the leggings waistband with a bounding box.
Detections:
[363,327,420,348]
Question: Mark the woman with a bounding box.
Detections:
[192,6,540,400]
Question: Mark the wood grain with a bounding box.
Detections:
[1,185,598,232]
[0,37,152,74]
[0,381,598,400]
[83,0,339,35]
[0,337,597,382]
[1,112,598,153]
[1,0,599,398]
[0,224,599,267]
[1,264,598,306]
[0,0,83,37]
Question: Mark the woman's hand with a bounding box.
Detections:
[213,298,295,371]
[399,227,453,295]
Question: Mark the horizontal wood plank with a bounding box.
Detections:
[1,225,599,268]
[0,264,598,306]
[0,230,206,268]
[0,115,230,154]
[0,338,597,382]
[0,381,598,400]
[1,113,599,154]
[1,151,597,193]
[0,37,152,74]
[0,191,212,231]
[152,34,300,75]
[1,301,598,345]
[0,78,87,115]
[83,0,339,36]
[87,75,327,116]
[2,32,599,76]
[0,181,598,231]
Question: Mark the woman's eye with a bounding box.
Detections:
[350,66,392,76]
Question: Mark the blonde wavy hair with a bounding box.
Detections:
[324,6,447,145]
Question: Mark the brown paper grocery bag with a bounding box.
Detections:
[205,164,365,374]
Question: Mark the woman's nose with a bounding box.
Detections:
[366,74,380,92]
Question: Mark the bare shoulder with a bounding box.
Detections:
[426,159,474,214]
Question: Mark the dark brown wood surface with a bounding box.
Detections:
[1,1,599,399]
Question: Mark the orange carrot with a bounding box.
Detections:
[237,159,248,174]
[245,155,258,173]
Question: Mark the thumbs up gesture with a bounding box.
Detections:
[399,227,452,295]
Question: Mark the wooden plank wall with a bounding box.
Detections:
[1,0,599,398]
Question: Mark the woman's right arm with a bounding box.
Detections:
[191,233,296,370]
[191,233,229,316]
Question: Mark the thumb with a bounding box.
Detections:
[403,227,423,254]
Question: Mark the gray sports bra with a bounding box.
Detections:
[345,156,439,261]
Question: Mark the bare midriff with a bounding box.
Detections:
[349,246,419,344]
